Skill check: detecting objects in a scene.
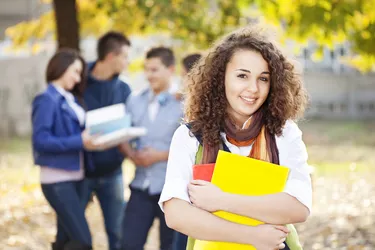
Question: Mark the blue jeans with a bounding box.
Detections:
[83,168,125,250]
[122,187,174,250]
[41,180,92,247]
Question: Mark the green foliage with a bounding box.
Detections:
[6,0,244,50]
[5,0,375,72]
[251,0,375,72]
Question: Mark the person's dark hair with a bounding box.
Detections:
[97,31,131,61]
[46,48,87,97]
[182,53,202,73]
[185,25,309,146]
[146,47,175,67]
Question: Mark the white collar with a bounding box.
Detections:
[53,84,75,102]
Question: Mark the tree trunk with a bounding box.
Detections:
[52,0,80,51]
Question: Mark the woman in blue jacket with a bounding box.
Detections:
[32,49,105,250]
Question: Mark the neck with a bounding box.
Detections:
[51,80,66,91]
[91,61,115,81]
[228,113,251,129]
[224,110,264,141]
[152,83,170,96]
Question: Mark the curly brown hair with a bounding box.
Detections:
[184,26,309,146]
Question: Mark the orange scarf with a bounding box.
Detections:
[201,110,279,165]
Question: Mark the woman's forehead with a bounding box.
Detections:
[227,50,269,72]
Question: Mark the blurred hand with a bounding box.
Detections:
[81,130,108,151]
[134,147,161,167]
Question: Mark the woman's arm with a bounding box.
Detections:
[32,94,84,153]
[164,198,256,244]
[219,192,309,224]
[160,126,290,249]
[164,198,289,249]
[189,180,308,224]
[189,121,312,225]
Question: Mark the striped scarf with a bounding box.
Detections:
[201,110,279,165]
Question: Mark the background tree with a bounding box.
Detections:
[247,0,375,72]
[6,0,244,51]
[6,0,375,72]
[53,0,79,50]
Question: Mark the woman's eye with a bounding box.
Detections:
[259,77,269,82]
[237,74,247,79]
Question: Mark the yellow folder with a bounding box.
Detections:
[193,150,290,250]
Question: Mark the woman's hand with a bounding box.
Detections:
[81,130,108,151]
[251,224,289,250]
[188,180,226,212]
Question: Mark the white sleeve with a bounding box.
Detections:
[158,125,199,211]
[279,121,313,212]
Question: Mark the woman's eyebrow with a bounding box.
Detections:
[235,69,251,73]
[235,69,270,75]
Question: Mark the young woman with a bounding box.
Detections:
[159,26,312,250]
[32,49,105,250]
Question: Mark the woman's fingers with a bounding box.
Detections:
[278,243,285,249]
[190,179,210,186]
[274,225,289,234]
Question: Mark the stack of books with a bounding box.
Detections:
[85,103,147,147]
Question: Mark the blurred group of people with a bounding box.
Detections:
[32,31,200,250]
[32,26,312,250]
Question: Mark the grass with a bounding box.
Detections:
[298,119,375,176]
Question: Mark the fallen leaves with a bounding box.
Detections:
[1,120,375,250]
[296,172,375,249]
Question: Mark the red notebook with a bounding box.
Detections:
[193,163,215,182]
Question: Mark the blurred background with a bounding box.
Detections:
[0,0,374,249]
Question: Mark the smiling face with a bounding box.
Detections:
[224,49,271,126]
[144,57,174,94]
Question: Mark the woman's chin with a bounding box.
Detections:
[68,84,76,90]
[238,107,257,117]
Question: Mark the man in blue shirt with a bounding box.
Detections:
[83,31,131,250]
[120,47,183,250]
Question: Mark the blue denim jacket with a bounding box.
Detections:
[32,84,93,171]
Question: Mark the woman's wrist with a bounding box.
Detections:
[217,191,231,212]
[234,224,258,245]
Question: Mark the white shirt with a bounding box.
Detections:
[53,84,85,126]
[40,84,85,184]
[158,120,312,212]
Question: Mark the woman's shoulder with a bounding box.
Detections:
[276,120,303,142]
[174,123,198,140]
[276,120,307,161]
[173,124,201,148]
[169,124,201,163]
[33,90,52,104]
[32,86,61,109]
